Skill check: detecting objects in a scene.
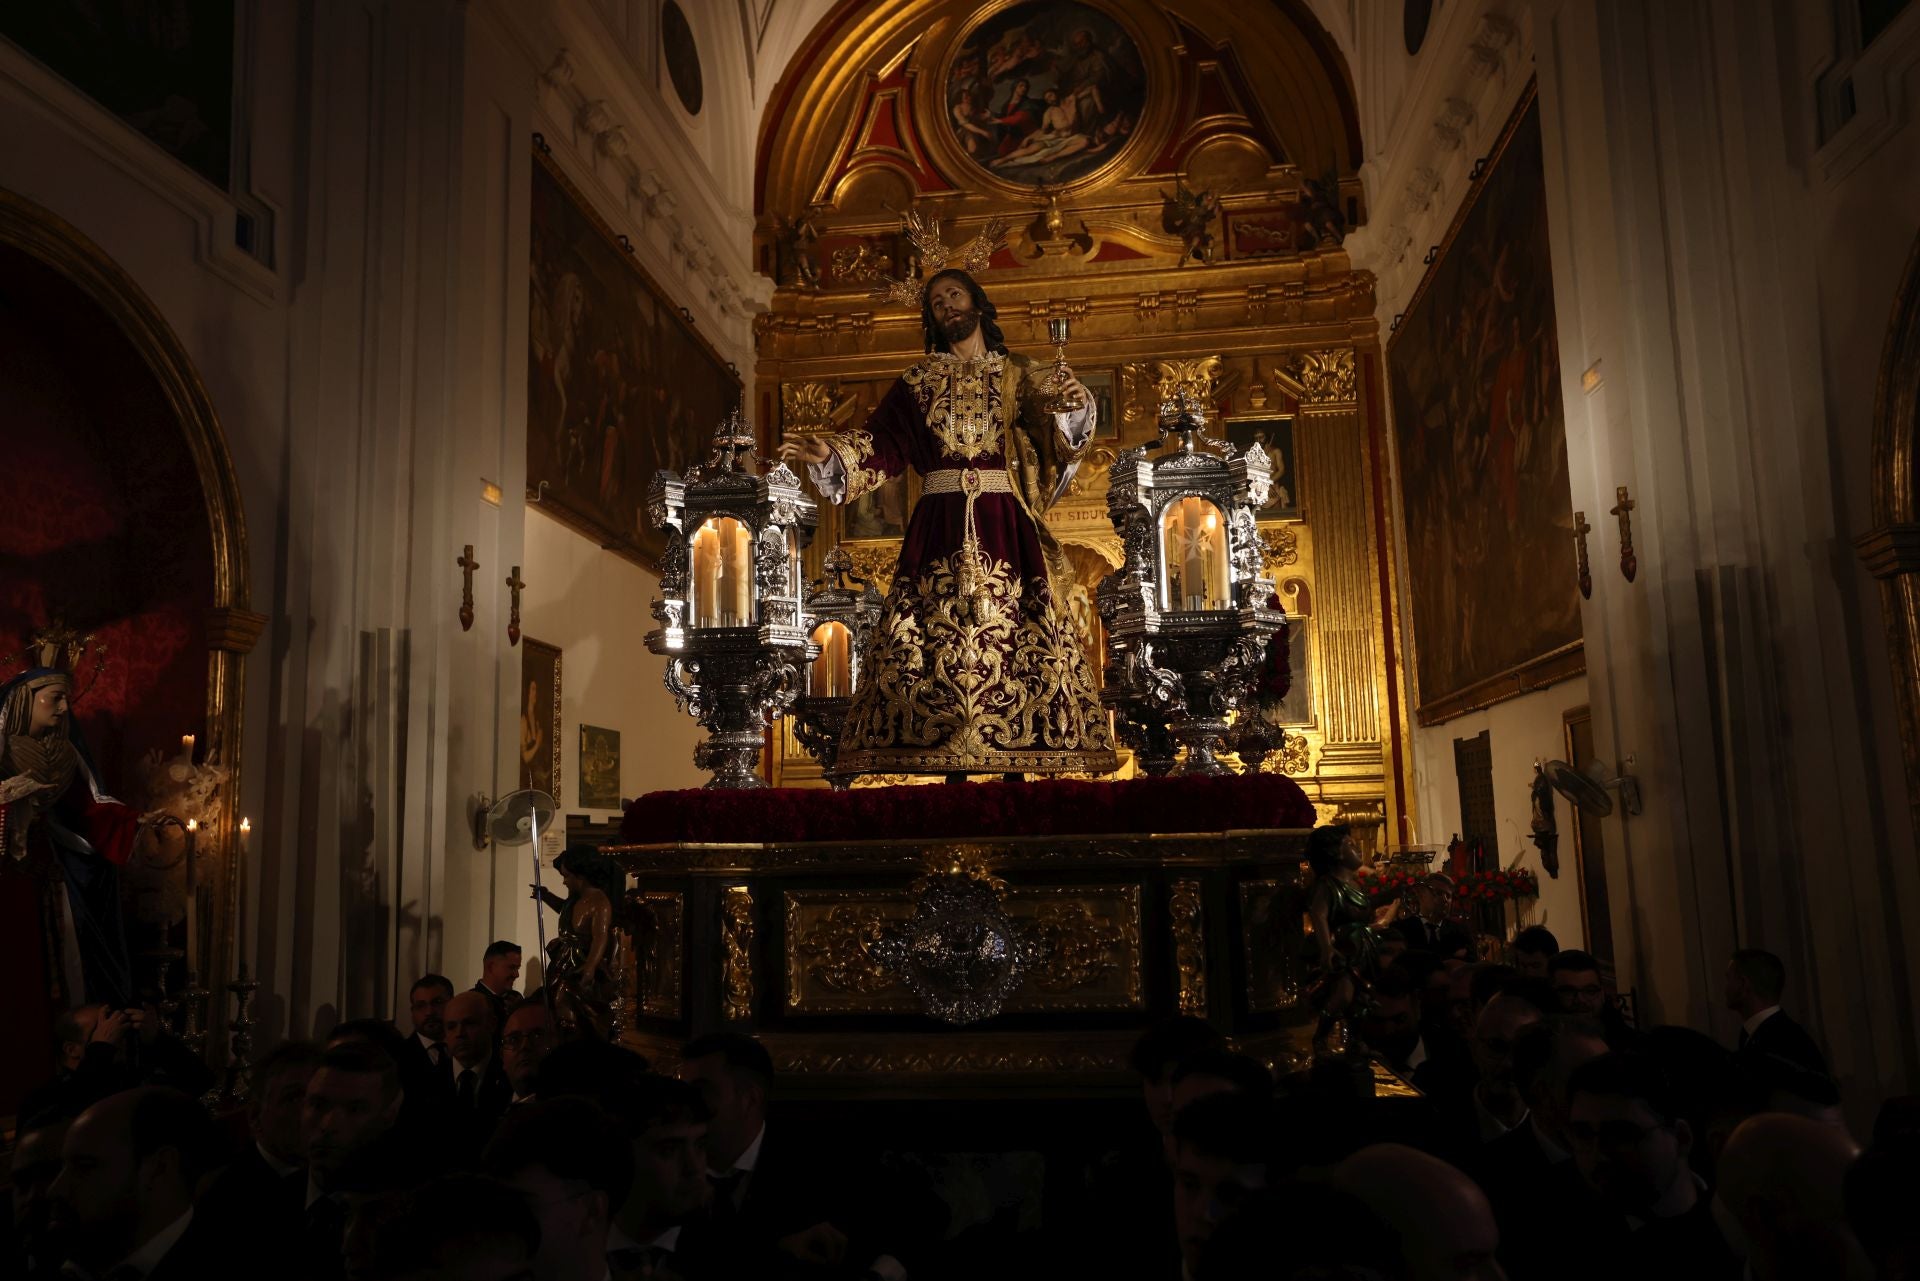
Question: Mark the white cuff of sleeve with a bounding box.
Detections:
[867,1256,908,1281]
[1056,397,1095,449]
[808,450,849,503]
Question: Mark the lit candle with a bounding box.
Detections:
[718,520,752,626]
[181,734,195,760]
[237,818,251,980]
[715,522,739,626]
[811,623,851,698]
[184,820,199,973]
[692,525,718,627]
[1184,502,1208,610]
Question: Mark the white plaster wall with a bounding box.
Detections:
[0,0,770,1046]
[1410,679,1591,948]
[521,507,707,820]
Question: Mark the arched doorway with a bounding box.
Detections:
[1858,230,1920,841]
[0,189,258,1111]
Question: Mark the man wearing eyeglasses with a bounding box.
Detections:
[1563,1053,1737,1277]
[1549,950,1639,1049]
[502,1002,553,1107]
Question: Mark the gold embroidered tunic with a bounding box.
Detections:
[808,351,1116,774]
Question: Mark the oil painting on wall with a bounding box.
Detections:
[945,1,1147,189]
[528,151,741,567]
[519,639,561,800]
[578,723,622,810]
[0,2,235,188]
[1387,91,1581,724]
[1223,417,1298,517]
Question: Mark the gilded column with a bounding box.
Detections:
[1292,349,1378,746]
[721,885,756,1022]
[1168,880,1207,1017]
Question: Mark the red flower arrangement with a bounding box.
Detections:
[1455,868,1541,902]
[1356,864,1540,906]
[1355,866,1420,905]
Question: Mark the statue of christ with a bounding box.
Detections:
[779,269,1117,777]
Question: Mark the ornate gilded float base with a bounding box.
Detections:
[607,826,1313,1096]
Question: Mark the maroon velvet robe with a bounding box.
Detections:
[815,351,1115,774]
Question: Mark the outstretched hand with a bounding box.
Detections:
[776,433,832,468]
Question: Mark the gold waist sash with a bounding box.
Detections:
[923,468,1013,496]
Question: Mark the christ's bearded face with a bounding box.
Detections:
[928,277,979,344]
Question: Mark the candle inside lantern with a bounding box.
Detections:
[181,734,195,760]
[691,518,755,628]
[809,621,852,698]
[1162,497,1230,611]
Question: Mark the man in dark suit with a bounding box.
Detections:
[677,1032,917,1278]
[1474,1017,1617,1280]
[473,939,524,1032]
[45,1087,226,1281]
[443,990,511,1156]
[396,973,455,1103]
[300,1043,444,1279]
[198,1040,322,1252]
[1726,947,1829,1077]
[484,1097,633,1281]
[6,1105,75,1280]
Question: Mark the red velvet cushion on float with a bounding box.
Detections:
[618,773,1316,845]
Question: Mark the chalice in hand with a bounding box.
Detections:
[1037,316,1086,414]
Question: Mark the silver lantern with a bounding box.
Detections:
[1098,388,1284,776]
[646,410,820,789]
[789,547,884,789]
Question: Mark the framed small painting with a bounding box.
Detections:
[1080,369,1118,440]
[578,724,622,810]
[519,639,562,802]
[844,473,912,541]
[1221,416,1299,518]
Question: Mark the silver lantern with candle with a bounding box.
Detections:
[646,408,820,788]
[789,547,884,788]
[1098,387,1283,776]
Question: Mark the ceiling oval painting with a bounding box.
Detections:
[943,1,1147,191]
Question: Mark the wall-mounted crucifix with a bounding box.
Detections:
[1573,510,1593,599]
[1610,487,1637,583]
[505,565,525,646]
[457,545,479,631]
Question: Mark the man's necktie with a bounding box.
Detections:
[1737,1028,1750,1050]
[306,1194,347,1250]
[608,1245,670,1278]
[709,1168,747,1221]
[429,1042,445,1068]
[458,1068,478,1108]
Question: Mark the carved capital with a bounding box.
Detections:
[1856,524,1920,579]
[206,607,268,655]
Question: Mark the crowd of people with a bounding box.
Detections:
[6,928,1919,1279]
[1128,932,1920,1281]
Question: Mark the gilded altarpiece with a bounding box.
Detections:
[754,0,1408,844]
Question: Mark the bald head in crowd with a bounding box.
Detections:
[1333,1144,1504,1281]
[1714,1113,1868,1281]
